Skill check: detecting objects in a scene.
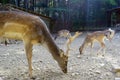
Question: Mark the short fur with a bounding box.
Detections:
[0,11,68,78]
[79,29,115,55]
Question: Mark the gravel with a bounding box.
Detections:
[0,32,120,80]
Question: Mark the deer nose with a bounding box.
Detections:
[62,68,67,73]
[79,49,82,55]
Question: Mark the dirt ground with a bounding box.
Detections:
[0,32,120,80]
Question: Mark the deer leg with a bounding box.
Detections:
[54,35,58,40]
[4,39,8,46]
[24,40,33,78]
[90,42,94,56]
[97,42,105,56]
[103,47,106,56]
[90,41,94,48]
[79,45,85,55]
[79,42,88,55]
[97,46,103,56]
[101,42,105,56]
[97,48,102,54]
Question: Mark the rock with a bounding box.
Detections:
[39,60,43,63]
[99,63,105,67]
[69,67,73,71]
[76,72,79,75]
[36,67,40,70]
[77,55,81,58]
[0,77,3,80]
[71,72,79,76]
[82,60,85,62]
[89,69,92,71]
[47,62,50,64]
[99,76,103,79]
[14,78,19,80]
[71,73,76,76]
[115,77,120,80]
[105,72,110,76]
[95,70,101,74]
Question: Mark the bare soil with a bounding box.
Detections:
[0,32,120,80]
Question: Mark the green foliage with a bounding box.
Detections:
[105,0,117,6]
[0,0,9,4]
[70,0,85,4]
[46,8,68,12]
[10,0,120,31]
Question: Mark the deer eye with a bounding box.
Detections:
[110,32,112,35]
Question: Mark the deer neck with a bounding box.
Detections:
[72,35,79,40]
[81,40,88,50]
[69,35,78,42]
[42,30,61,60]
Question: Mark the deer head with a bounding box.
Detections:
[59,49,68,73]
[105,28,115,41]
[57,31,82,73]
[66,31,82,55]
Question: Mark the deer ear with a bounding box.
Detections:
[75,31,79,34]
[60,49,64,57]
[60,53,64,57]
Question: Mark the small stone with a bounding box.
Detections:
[115,77,120,80]
[77,55,81,58]
[106,73,110,76]
[99,76,103,79]
[76,72,79,75]
[71,72,79,76]
[3,53,9,56]
[99,63,105,67]
[89,69,92,71]
[39,60,43,63]
[69,67,73,70]
[0,77,3,80]
[82,60,85,62]
[14,78,19,80]
[36,67,40,70]
[71,73,76,76]
[95,70,101,74]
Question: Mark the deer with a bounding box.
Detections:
[79,28,115,56]
[0,11,69,78]
[54,29,71,40]
[66,31,82,54]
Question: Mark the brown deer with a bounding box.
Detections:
[54,29,71,40]
[79,28,115,55]
[0,11,69,78]
[66,31,82,55]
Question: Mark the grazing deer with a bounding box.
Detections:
[0,11,69,78]
[54,29,71,40]
[79,28,115,55]
[66,31,82,55]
